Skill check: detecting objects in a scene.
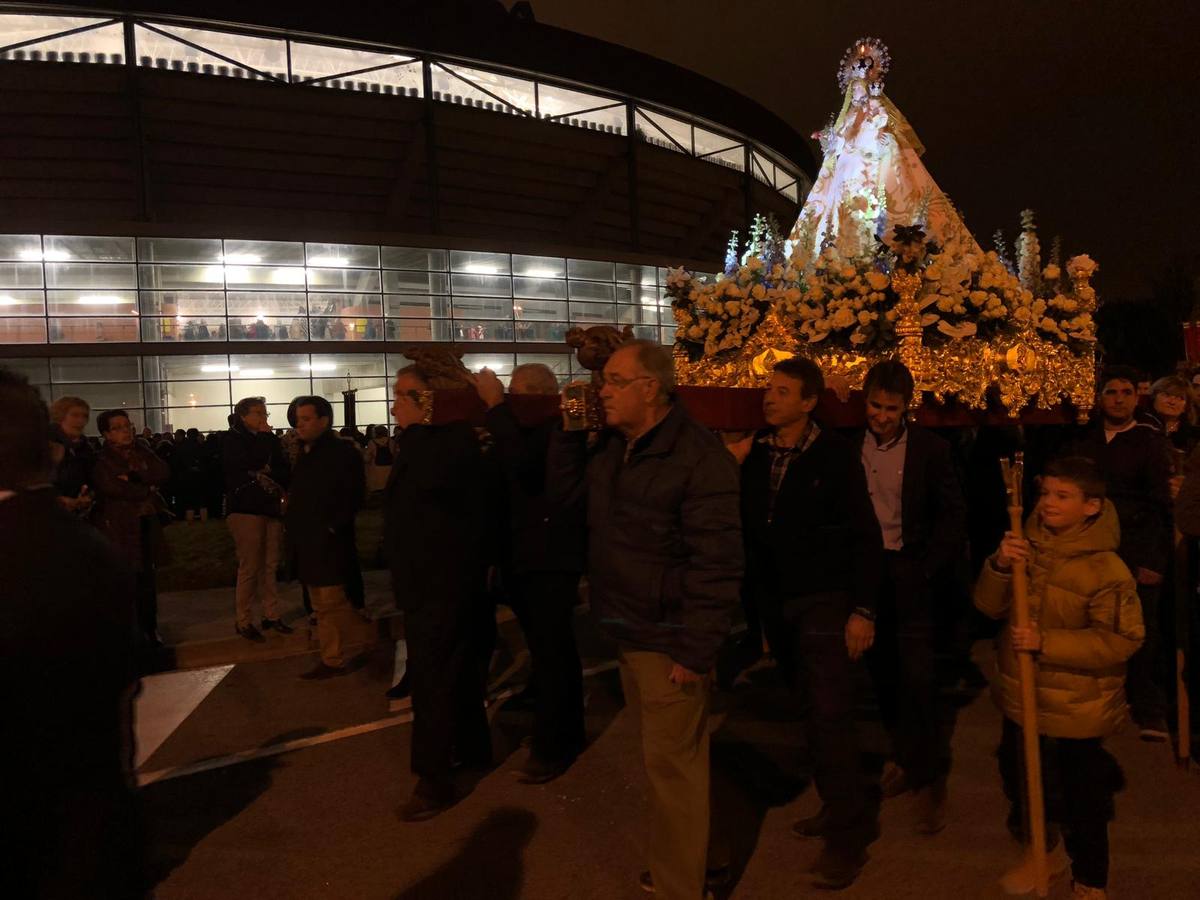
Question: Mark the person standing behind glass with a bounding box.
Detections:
[92,409,171,646]
[48,395,95,516]
[285,395,370,679]
[224,397,292,643]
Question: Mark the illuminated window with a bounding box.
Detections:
[0,15,124,64]
[134,22,287,81]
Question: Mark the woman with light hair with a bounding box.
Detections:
[48,395,94,514]
[1148,375,1200,454]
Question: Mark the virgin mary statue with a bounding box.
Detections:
[789,38,980,267]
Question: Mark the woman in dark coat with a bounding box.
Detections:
[223,397,291,641]
[48,395,95,515]
[92,409,171,644]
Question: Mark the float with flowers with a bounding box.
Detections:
[667,38,1098,418]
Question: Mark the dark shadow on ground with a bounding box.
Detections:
[393,807,537,900]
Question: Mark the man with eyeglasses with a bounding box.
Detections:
[549,340,742,900]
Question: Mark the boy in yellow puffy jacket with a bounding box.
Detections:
[975,456,1144,899]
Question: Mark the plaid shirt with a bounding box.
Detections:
[757,421,820,523]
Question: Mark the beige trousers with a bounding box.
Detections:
[227,513,282,629]
[619,648,712,900]
[308,584,370,668]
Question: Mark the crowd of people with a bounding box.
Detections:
[5,343,1200,899]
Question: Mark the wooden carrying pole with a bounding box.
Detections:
[1002,453,1049,897]
[1173,448,1191,767]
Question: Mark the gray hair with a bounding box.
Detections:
[510,363,559,394]
[617,339,676,402]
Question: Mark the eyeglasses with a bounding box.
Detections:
[600,373,654,390]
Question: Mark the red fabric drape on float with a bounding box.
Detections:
[1183,322,1200,364]
[428,388,1086,430]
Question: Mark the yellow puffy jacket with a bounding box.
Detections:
[974,500,1144,739]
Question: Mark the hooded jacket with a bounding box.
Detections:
[974,500,1144,739]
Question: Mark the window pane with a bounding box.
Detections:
[452,320,514,341]
[0,14,113,46]
[144,23,287,77]
[309,318,383,341]
[50,356,140,382]
[385,319,454,342]
[383,271,449,294]
[43,235,134,262]
[568,259,614,282]
[226,291,307,318]
[51,381,142,410]
[0,289,44,315]
[451,274,511,297]
[0,319,46,343]
[381,247,447,271]
[229,355,310,379]
[140,317,227,342]
[313,376,388,401]
[536,83,624,132]
[226,317,305,341]
[0,235,41,261]
[49,318,139,342]
[385,294,451,318]
[0,262,44,288]
[452,295,512,320]
[433,64,534,114]
[516,353,571,374]
[224,265,307,289]
[306,267,381,293]
[569,301,617,324]
[222,240,304,266]
[136,237,223,264]
[45,262,136,289]
[450,251,511,275]
[157,407,232,434]
[308,293,382,317]
[461,353,515,374]
[513,321,569,343]
[142,355,231,381]
[305,243,380,268]
[149,379,231,408]
[290,40,416,79]
[636,108,691,154]
[6,20,124,61]
[568,281,615,302]
[308,353,386,377]
[138,263,225,290]
[512,255,565,279]
[139,291,225,316]
[615,263,659,285]
[514,298,566,320]
[693,125,741,158]
[352,401,392,428]
[47,290,138,316]
[513,277,566,300]
[230,381,311,406]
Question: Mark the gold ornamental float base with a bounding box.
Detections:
[674,305,1095,419]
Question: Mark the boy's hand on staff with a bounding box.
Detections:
[995,532,1030,571]
[1010,624,1042,653]
[845,613,875,660]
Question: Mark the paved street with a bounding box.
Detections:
[137,611,1200,899]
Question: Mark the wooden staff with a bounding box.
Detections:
[1001,453,1049,897]
[1172,448,1191,767]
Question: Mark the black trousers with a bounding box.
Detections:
[767,592,874,851]
[404,589,492,780]
[867,552,943,790]
[509,572,585,763]
[135,517,158,640]
[1126,581,1167,722]
[998,718,1124,889]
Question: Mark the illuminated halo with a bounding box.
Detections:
[837,37,891,93]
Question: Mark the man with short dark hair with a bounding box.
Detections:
[1067,365,1174,740]
[549,339,742,900]
[285,394,371,680]
[857,359,966,834]
[1,368,146,899]
[739,356,883,890]
[385,366,496,821]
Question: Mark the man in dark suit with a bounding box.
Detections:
[734,356,883,890]
[472,363,587,784]
[856,360,966,834]
[1,367,146,899]
[386,366,494,821]
[285,395,371,680]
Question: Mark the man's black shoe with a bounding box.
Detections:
[299,661,348,680]
[261,618,294,635]
[386,672,412,710]
[1137,715,1170,742]
[236,624,266,643]
[516,754,573,785]
[792,806,831,839]
[398,777,456,822]
[809,847,867,890]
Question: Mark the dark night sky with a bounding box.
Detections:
[521,0,1197,301]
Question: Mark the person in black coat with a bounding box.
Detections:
[1064,366,1175,740]
[473,363,587,784]
[731,356,883,890]
[285,395,370,680]
[386,366,496,821]
[854,360,966,833]
[223,397,291,642]
[1,367,146,900]
[48,394,96,515]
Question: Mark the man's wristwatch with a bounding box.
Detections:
[853,606,876,623]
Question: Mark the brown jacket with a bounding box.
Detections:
[92,441,170,572]
[974,500,1144,739]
